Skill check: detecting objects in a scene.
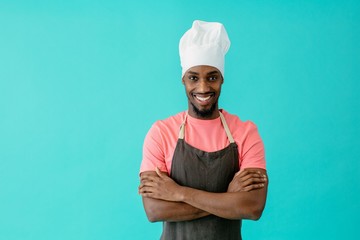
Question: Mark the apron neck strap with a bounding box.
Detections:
[219,111,235,143]
[178,111,235,143]
[178,113,187,140]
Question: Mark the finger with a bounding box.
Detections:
[241,176,267,188]
[140,173,162,182]
[140,192,152,197]
[233,172,263,186]
[234,169,255,178]
[140,174,154,181]
[140,192,162,200]
[138,186,153,194]
[139,179,158,189]
[139,187,163,199]
[241,183,265,192]
[138,183,149,191]
[240,173,266,183]
[241,170,267,179]
[140,177,155,185]
[139,191,156,198]
[237,169,263,178]
[237,177,266,190]
[139,184,162,194]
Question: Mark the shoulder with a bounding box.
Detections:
[152,111,186,132]
[146,111,186,140]
[221,109,258,131]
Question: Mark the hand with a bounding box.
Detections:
[227,169,267,192]
[139,167,183,202]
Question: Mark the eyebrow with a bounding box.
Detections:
[187,70,220,75]
[187,71,199,75]
[206,71,220,75]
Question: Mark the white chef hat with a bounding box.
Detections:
[179,20,231,77]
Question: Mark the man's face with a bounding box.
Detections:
[182,65,223,119]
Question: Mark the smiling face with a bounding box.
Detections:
[182,65,224,119]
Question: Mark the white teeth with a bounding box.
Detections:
[195,95,211,101]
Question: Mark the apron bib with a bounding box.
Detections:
[161,111,241,240]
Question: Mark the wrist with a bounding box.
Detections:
[177,186,188,202]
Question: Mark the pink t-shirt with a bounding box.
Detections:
[140,110,266,174]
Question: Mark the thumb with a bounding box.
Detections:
[155,167,165,178]
[234,170,241,178]
[234,169,245,178]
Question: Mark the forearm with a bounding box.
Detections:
[180,187,267,220]
[142,196,210,222]
[140,168,268,221]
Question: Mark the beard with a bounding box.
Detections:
[190,101,218,118]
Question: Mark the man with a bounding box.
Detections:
[138,20,268,240]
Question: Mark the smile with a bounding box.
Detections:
[193,93,215,103]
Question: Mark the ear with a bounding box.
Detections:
[181,77,185,85]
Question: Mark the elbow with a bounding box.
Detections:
[247,200,266,220]
[234,208,263,221]
[234,201,265,221]
[142,197,163,223]
[247,207,264,221]
[147,216,158,223]
[145,206,161,223]
[146,213,157,223]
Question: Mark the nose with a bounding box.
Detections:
[197,79,210,92]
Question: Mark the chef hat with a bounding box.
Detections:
[179,20,231,77]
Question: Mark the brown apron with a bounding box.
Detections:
[161,111,241,240]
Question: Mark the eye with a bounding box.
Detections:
[188,75,198,81]
[208,75,218,81]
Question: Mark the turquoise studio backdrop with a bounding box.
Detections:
[1,0,359,239]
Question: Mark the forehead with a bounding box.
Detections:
[186,65,221,75]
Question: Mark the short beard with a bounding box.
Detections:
[190,101,217,118]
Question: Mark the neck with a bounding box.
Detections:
[188,102,220,120]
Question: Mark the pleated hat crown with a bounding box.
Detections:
[179,20,230,77]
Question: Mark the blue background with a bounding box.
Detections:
[1,0,359,239]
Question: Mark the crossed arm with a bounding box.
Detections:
[139,168,268,222]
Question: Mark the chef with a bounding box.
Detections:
[139,20,268,240]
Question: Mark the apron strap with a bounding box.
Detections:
[178,111,235,144]
[219,111,235,143]
[178,113,187,140]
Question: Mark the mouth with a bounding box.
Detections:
[192,93,215,104]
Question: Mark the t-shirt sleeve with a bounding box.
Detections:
[140,123,168,174]
[240,122,266,170]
